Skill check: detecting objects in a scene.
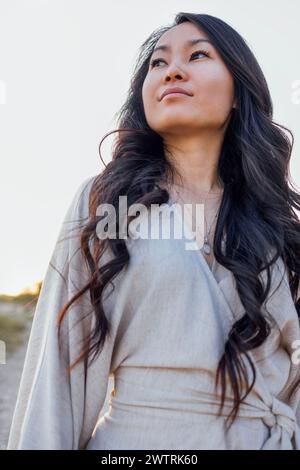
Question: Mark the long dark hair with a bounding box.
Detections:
[55,12,300,429]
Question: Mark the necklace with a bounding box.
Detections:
[173,187,222,255]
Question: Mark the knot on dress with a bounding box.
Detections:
[262,397,296,439]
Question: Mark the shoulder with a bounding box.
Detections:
[52,174,99,262]
[68,174,98,216]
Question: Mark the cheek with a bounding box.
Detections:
[142,77,150,100]
[197,68,234,109]
[142,81,157,116]
[142,92,151,119]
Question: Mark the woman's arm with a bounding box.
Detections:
[7,175,114,450]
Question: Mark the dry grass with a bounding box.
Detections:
[0,312,28,354]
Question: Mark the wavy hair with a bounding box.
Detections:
[55,12,300,429]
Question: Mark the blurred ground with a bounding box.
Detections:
[0,301,114,450]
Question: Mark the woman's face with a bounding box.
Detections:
[142,22,236,137]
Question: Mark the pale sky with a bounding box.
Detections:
[0,0,300,294]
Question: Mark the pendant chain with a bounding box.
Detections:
[173,186,222,255]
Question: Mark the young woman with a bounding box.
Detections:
[7,12,300,450]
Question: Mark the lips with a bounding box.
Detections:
[160,87,193,101]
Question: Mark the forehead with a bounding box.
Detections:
[155,22,210,47]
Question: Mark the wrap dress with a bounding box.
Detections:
[6,175,300,450]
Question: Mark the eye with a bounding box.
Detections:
[150,49,210,68]
[191,50,210,60]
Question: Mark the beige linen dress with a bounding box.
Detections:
[6,175,300,450]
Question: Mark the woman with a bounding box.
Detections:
[7,12,300,450]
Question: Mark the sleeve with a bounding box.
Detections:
[6,175,115,450]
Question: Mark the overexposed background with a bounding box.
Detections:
[0,0,300,294]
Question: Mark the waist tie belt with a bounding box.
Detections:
[113,369,300,449]
[260,396,300,449]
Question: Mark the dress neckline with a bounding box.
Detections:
[156,181,228,281]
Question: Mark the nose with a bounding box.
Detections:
[164,61,188,82]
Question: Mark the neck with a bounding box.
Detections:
[162,128,226,197]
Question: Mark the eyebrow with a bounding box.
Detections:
[151,38,214,54]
